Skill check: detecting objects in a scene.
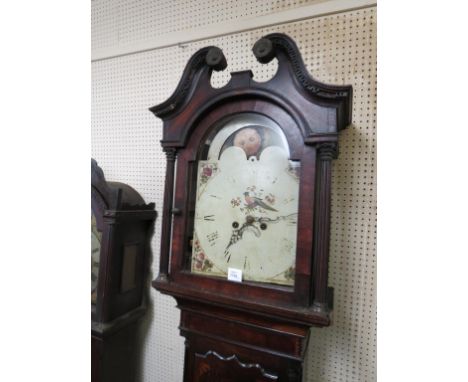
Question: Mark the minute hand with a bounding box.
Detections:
[255,213,298,224]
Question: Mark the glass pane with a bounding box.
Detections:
[91,211,102,304]
[191,113,299,286]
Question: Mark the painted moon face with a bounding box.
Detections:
[233,127,262,157]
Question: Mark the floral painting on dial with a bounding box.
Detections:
[192,232,214,273]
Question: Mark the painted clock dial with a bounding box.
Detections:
[191,114,300,286]
[91,211,101,304]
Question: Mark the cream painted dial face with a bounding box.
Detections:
[191,138,300,286]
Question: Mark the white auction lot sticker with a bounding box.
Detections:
[227,268,242,282]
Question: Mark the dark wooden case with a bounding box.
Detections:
[151,33,352,381]
[91,159,156,382]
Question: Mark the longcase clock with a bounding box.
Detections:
[91,159,156,382]
[151,34,352,381]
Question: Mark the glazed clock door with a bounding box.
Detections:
[191,113,300,286]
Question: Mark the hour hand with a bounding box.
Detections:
[224,221,262,260]
[224,222,248,257]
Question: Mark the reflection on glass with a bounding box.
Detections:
[206,113,289,160]
[219,124,288,159]
[91,211,101,304]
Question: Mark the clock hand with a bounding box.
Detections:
[255,213,298,224]
[224,220,261,260]
[224,222,249,258]
[224,213,297,261]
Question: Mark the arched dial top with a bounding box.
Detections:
[192,116,300,286]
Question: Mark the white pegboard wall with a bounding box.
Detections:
[91,4,376,382]
[92,0,328,51]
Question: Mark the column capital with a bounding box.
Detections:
[163,147,177,161]
[316,142,338,160]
